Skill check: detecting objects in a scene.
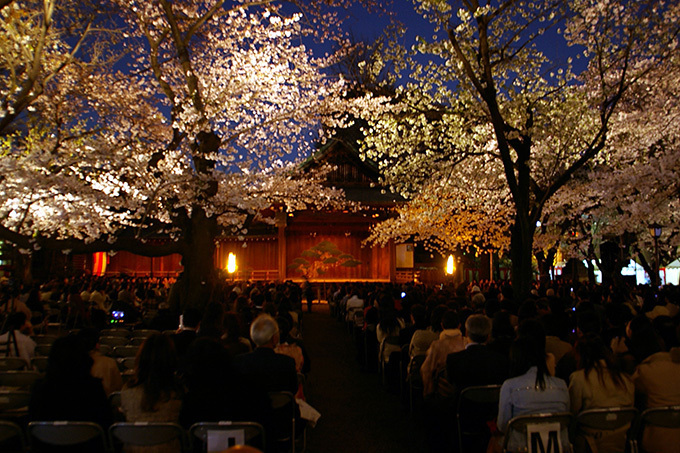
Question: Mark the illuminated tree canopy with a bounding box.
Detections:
[350,0,680,294]
[0,0,377,308]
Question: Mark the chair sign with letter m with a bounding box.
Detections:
[527,422,562,453]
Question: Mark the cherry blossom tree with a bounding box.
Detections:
[0,0,375,309]
[540,53,680,284]
[352,0,680,297]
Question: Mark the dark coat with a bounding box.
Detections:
[234,347,298,395]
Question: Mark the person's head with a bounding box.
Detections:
[45,335,93,383]
[200,302,225,338]
[652,315,680,350]
[222,311,244,341]
[491,310,515,340]
[276,316,292,343]
[181,307,202,329]
[410,304,428,329]
[183,336,233,389]
[131,333,179,411]
[77,327,101,352]
[466,314,491,344]
[517,318,547,351]
[441,309,461,331]
[430,305,448,332]
[574,333,627,388]
[250,314,280,348]
[510,334,549,390]
[3,311,28,332]
[627,315,663,362]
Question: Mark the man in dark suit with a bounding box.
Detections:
[235,314,300,450]
[447,314,509,390]
[447,314,510,453]
[234,314,297,394]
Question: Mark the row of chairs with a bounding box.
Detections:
[1,390,301,452]
[1,420,265,453]
[454,384,680,453]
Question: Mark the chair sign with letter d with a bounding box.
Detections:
[527,422,562,453]
[207,429,245,452]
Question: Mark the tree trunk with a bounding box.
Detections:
[510,214,536,302]
[599,240,624,287]
[170,208,218,314]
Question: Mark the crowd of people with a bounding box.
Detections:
[0,276,311,452]
[331,279,680,453]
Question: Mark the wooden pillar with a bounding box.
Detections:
[276,212,287,281]
[389,239,396,283]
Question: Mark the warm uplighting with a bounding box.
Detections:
[227,252,237,274]
[446,255,455,275]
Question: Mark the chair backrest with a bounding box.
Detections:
[457,385,502,453]
[632,405,680,451]
[0,390,31,416]
[0,358,27,371]
[129,329,159,339]
[118,356,136,371]
[109,422,187,451]
[31,357,49,373]
[32,335,58,346]
[0,371,40,390]
[502,412,573,453]
[98,344,113,357]
[576,407,638,431]
[28,421,109,451]
[189,421,265,452]
[0,420,26,452]
[34,344,52,357]
[128,337,146,346]
[100,329,130,338]
[99,336,129,348]
[268,391,296,452]
[639,406,680,429]
[113,345,139,358]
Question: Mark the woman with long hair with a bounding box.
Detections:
[29,335,112,452]
[120,333,183,452]
[496,326,569,452]
[569,333,634,453]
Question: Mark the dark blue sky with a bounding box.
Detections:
[340,2,581,73]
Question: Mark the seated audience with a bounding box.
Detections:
[629,315,680,453]
[0,311,36,365]
[29,335,112,452]
[78,328,123,395]
[409,304,444,359]
[234,314,298,395]
[120,333,183,452]
[569,333,634,453]
[496,332,569,452]
[447,314,510,393]
[222,311,253,357]
[377,298,406,366]
[420,309,465,398]
[179,337,266,429]
[446,314,509,452]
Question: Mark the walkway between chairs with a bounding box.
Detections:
[302,305,427,453]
